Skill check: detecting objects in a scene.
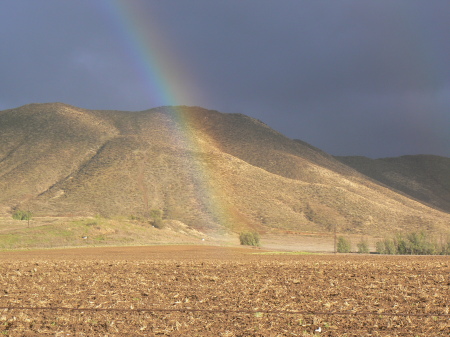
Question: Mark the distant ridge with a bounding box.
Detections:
[0,103,449,236]
[335,155,450,213]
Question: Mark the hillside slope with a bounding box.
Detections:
[1,103,449,236]
[335,155,450,213]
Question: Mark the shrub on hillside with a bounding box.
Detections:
[152,217,164,229]
[149,209,164,229]
[239,232,260,246]
[150,209,163,220]
[337,236,351,253]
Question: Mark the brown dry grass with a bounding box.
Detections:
[0,246,448,336]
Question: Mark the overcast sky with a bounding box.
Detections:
[1,1,449,158]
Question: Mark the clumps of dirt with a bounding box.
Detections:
[0,249,448,335]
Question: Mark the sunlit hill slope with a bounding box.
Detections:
[0,103,449,236]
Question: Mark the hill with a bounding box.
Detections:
[0,103,449,237]
[335,155,450,213]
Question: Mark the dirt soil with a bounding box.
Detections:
[0,245,448,336]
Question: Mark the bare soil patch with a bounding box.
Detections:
[0,246,448,336]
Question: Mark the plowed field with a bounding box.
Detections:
[0,246,448,336]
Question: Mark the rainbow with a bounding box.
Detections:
[99,1,200,107]
[99,1,243,231]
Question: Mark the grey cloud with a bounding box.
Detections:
[0,0,449,157]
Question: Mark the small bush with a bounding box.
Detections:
[239,232,260,246]
[150,209,163,219]
[337,236,351,253]
[152,217,164,229]
[149,209,164,229]
[357,238,370,254]
[12,210,32,221]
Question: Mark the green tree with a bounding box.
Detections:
[357,238,370,254]
[376,232,444,255]
[12,210,32,227]
[337,236,351,253]
[12,210,32,221]
[376,238,397,254]
[239,232,260,246]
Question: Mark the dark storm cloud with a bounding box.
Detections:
[1,0,449,158]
